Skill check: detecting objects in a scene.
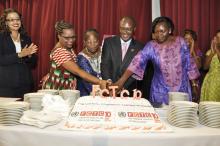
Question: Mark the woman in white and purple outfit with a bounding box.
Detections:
[113,16,200,107]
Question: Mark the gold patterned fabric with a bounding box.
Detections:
[201,54,220,101]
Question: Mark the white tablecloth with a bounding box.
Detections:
[1,109,220,146]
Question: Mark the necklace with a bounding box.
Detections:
[11,33,20,42]
[84,47,100,58]
[83,48,101,74]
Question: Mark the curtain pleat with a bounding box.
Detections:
[160,0,220,54]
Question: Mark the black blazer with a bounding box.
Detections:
[0,32,37,89]
[101,36,144,92]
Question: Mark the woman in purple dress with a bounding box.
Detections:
[113,16,200,107]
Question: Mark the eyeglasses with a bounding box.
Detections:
[85,40,99,45]
[6,18,21,22]
[120,27,134,33]
[154,29,169,35]
[61,35,77,41]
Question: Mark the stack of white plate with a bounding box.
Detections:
[167,101,198,128]
[59,89,80,106]
[0,101,29,126]
[168,92,189,102]
[199,101,220,128]
[37,89,59,95]
[24,93,46,111]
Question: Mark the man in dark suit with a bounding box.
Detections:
[101,16,144,94]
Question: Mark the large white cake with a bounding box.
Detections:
[63,96,170,132]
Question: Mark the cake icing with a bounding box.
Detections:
[63,96,171,132]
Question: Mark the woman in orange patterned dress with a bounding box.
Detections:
[42,21,108,90]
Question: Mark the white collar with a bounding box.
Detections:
[120,38,132,45]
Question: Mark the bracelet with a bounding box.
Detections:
[192,83,199,87]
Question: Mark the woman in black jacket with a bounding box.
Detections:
[0,8,38,98]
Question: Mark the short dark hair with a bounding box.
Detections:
[83,28,99,41]
[152,16,174,34]
[216,29,220,34]
[120,16,136,28]
[184,29,197,41]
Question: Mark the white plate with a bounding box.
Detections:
[199,116,220,123]
[199,112,220,119]
[168,114,197,121]
[171,123,197,128]
[0,107,26,112]
[38,89,59,95]
[0,97,21,102]
[199,121,220,128]
[168,116,197,124]
[0,120,20,124]
[0,111,23,116]
[168,120,197,128]
[24,93,46,102]
[0,114,22,119]
[199,110,220,117]
[199,105,220,110]
[169,101,198,107]
[168,108,198,114]
[0,102,29,109]
[0,122,20,126]
[200,101,220,106]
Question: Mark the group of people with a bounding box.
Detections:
[0,8,219,107]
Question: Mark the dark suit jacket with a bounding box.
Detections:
[101,36,144,92]
[0,32,37,97]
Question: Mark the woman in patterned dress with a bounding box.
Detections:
[42,21,108,90]
[183,29,202,69]
[183,29,203,102]
[77,28,101,96]
[201,30,220,101]
[113,16,200,107]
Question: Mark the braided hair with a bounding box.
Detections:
[55,20,73,35]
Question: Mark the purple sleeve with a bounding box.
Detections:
[180,38,200,80]
[188,56,200,80]
[128,43,152,80]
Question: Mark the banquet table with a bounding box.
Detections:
[1,109,220,146]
